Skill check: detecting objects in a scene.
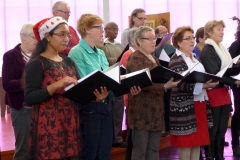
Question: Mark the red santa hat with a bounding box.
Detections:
[33,16,68,42]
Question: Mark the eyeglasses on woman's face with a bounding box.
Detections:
[92,25,104,31]
[140,37,157,41]
[182,36,196,41]
[53,32,72,39]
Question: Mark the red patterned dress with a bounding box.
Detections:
[25,56,81,160]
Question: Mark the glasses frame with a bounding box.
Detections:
[136,16,147,21]
[28,35,36,40]
[140,37,157,41]
[57,10,71,15]
[92,25,104,30]
[182,36,196,41]
[53,33,72,39]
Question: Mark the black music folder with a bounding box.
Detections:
[120,65,126,75]
[223,66,240,77]
[155,37,162,47]
[150,66,183,83]
[181,71,221,83]
[112,68,152,96]
[116,44,130,62]
[62,63,120,104]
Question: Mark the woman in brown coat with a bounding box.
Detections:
[126,26,179,160]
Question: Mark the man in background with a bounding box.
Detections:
[52,1,80,56]
[102,22,125,147]
[154,25,175,58]
[2,23,37,160]
[154,25,175,137]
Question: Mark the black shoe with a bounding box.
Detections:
[233,147,240,157]
[224,141,229,146]
[112,142,126,148]
[161,131,169,137]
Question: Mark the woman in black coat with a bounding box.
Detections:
[229,30,240,157]
[200,20,240,160]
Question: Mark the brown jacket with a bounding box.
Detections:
[126,50,165,131]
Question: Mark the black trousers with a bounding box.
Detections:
[231,87,240,147]
[205,105,231,159]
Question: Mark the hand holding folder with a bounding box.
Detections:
[112,68,152,96]
[62,63,120,104]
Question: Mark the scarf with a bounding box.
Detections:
[205,38,232,69]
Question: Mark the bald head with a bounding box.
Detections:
[104,22,119,42]
[155,25,168,38]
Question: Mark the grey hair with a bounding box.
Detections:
[134,26,154,47]
[20,23,34,42]
[52,1,66,14]
[127,27,138,47]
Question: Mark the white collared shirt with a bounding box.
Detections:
[176,49,208,102]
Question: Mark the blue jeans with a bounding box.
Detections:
[79,102,113,160]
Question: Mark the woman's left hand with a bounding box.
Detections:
[130,86,141,95]
[165,78,181,89]
[93,86,109,102]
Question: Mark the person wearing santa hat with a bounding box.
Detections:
[24,16,82,159]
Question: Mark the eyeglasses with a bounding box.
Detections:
[136,16,147,21]
[182,36,196,41]
[92,25,104,30]
[140,37,157,41]
[57,10,71,15]
[53,33,72,39]
[28,35,36,40]
[159,31,168,35]
[105,28,119,32]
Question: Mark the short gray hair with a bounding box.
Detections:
[20,23,34,42]
[134,26,154,47]
[52,1,66,14]
[127,27,138,47]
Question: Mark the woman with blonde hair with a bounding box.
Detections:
[200,20,240,160]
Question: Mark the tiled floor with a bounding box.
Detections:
[159,128,240,160]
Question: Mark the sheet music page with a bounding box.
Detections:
[159,49,170,62]
[181,62,200,76]
[64,70,98,91]
[232,54,240,64]
[120,65,126,69]
[125,68,150,79]
[216,62,232,77]
[232,73,240,80]
[103,63,120,83]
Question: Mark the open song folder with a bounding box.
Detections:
[62,63,120,104]
[112,68,152,96]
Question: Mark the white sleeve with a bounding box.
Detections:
[193,83,203,95]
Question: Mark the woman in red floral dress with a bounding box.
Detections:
[24,16,81,160]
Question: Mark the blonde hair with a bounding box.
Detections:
[77,14,104,38]
[204,20,225,39]
[134,26,154,47]
[172,26,194,49]
[20,23,34,42]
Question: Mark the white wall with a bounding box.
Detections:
[0,0,240,75]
